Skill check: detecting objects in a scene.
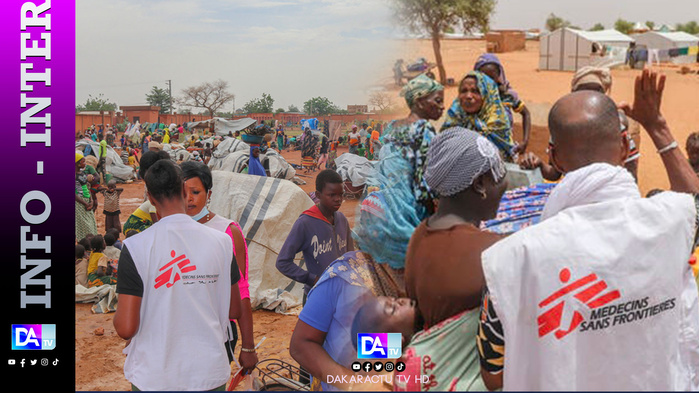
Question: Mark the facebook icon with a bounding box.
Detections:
[357,333,402,359]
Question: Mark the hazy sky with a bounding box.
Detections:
[76,0,697,113]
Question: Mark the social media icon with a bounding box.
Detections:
[30,359,37,366]
[396,361,406,372]
[362,362,372,372]
[384,362,395,372]
[8,359,15,365]
[41,358,49,366]
[357,333,402,359]
[351,362,361,372]
[52,359,59,366]
[20,359,26,368]
[373,362,383,372]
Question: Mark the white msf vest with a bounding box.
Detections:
[122,214,234,391]
[482,164,699,391]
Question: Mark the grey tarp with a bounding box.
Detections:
[209,171,314,312]
[334,153,376,187]
[208,137,250,170]
[187,117,257,136]
[218,149,296,180]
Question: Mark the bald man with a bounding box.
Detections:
[476,69,699,391]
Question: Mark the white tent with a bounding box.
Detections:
[539,28,634,71]
[633,31,699,64]
[187,117,257,136]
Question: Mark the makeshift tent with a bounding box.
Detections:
[334,153,376,187]
[539,28,634,71]
[208,137,250,170]
[186,117,257,136]
[633,31,699,64]
[209,171,314,312]
[217,149,297,180]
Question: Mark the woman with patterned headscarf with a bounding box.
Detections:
[441,71,514,161]
[356,74,445,289]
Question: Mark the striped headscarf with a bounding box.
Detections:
[440,71,514,159]
[425,127,506,198]
[400,73,444,108]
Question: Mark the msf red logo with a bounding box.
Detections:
[155,250,197,289]
[537,268,620,339]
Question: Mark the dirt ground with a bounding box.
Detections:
[76,145,360,391]
[392,39,699,195]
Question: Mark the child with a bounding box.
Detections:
[100,179,124,234]
[75,244,88,287]
[87,235,117,287]
[276,170,354,300]
[103,232,121,266]
[686,132,699,176]
[474,53,531,155]
[106,227,123,250]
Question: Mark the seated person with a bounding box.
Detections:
[87,235,117,287]
[75,244,88,287]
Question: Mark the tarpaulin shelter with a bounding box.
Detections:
[633,31,699,64]
[187,117,257,136]
[75,140,137,182]
[539,28,634,71]
[208,171,314,312]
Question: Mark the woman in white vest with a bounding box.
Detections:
[477,69,699,391]
[180,161,259,374]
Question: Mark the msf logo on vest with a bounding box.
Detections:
[12,324,56,350]
[357,333,402,359]
[537,268,620,340]
[155,250,197,289]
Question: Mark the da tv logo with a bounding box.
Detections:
[11,324,56,350]
[357,333,401,359]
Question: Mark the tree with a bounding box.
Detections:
[275,108,286,114]
[676,21,699,35]
[614,18,635,35]
[545,13,570,32]
[392,0,496,85]
[288,104,300,112]
[589,23,605,31]
[242,93,275,113]
[177,79,235,118]
[645,21,655,31]
[368,91,396,113]
[76,93,118,113]
[303,97,340,116]
[145,86,172,114]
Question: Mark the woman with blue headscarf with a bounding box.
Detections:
[247,145,267,177]
[356,73,445,284]
[441,71,515,161]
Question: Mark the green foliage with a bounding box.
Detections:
[288,104,300,112]
[242,93,275,113]
[614,18,635,34]
[392,0,496,84]
[145,85,172,114]
[76,93,118,113]
[545,13,570,32]
[589,23,605,31]
[676,21,699,35]
[303,97,340,116]
[645,21,655,30]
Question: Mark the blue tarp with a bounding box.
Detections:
[300,118,319,130]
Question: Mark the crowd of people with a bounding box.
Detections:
[75,50,699,390]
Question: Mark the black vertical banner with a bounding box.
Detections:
[1,1,75,391]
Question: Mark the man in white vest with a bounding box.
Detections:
[477,69,699,391]
[114,159,242,391]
